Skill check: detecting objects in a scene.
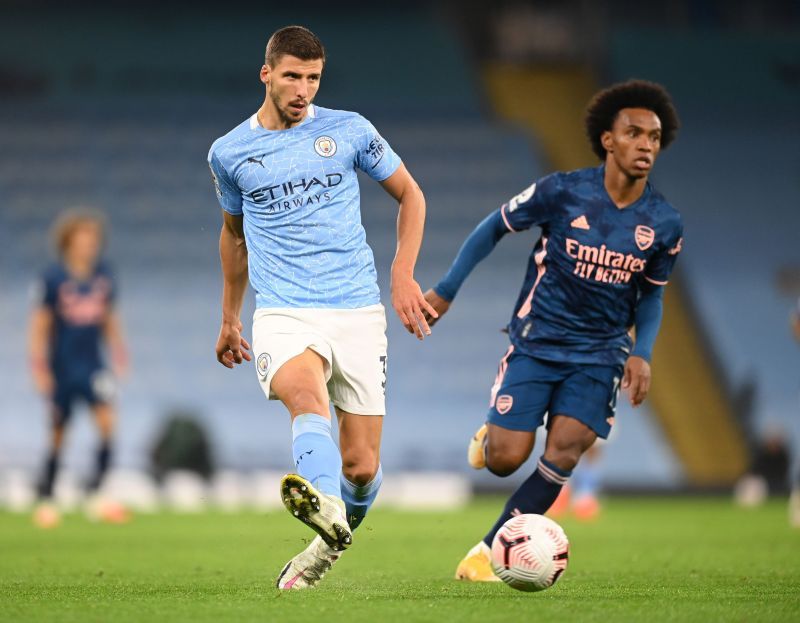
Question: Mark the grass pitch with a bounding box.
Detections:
[1,497,798,622]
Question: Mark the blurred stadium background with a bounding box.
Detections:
[0,0,798,512]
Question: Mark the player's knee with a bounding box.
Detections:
[542,444,584,473]
[341,451,379,486]
[281,387,328,417]
[545,420,596,472]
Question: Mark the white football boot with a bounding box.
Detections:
[276,535,342,590]
[280,473,352,551]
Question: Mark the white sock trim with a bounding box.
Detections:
[537,458,570,486]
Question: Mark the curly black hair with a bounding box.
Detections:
[584,80,680,161]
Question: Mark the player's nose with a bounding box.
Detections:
[296,80,311,99]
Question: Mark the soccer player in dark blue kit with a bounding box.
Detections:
[29,210,129,527]
[424,80,684,581]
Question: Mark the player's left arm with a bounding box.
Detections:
[623,281,663,406]
[624,219,684,406]
[380,164,438,340]
[103,310,129,379]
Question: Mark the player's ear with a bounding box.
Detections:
[260,65,270,85]
[601,130,614,153]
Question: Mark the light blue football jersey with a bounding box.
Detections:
[208,105,401,309]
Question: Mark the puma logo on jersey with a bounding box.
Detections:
[247,155,265,167]
[570,215,590,230]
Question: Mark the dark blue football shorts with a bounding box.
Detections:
[486,347,623,439]
[51,370,113,426]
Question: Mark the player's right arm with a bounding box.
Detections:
[208,148,252,369]
[423,210,509,325]
[424,177,557,325]
[216,211,252,368]
[29,305,54,396]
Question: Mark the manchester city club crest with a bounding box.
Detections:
[314,136,337,157]
[635,225,655,251]
[257,353,272,380]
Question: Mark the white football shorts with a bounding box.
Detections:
[251,304,388,415]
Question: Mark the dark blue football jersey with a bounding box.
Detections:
[40,262,116,381]
[501,165,683,366]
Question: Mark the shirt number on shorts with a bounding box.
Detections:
[380,355,387,394]
[609,376,621,413]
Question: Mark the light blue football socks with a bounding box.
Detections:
[340,464,383,530]
[291,413,342,499]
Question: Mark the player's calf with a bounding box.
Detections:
[485,442,530,477]
[482,423,536,477]
[543,415,598,473]
[340,464,382,530]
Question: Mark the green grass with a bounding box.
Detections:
[1,497,799,622]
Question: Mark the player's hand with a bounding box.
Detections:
[622,356,651,407]
[422,289,451,327]
[111,347,130,380]
[32,367,54,397]
[216,319,252,368]
[391,273,438,340]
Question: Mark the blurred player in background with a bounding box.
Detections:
[547,441,604,521]
[29,210,129,528]
[208,26,435,589]
[424,80,683,581]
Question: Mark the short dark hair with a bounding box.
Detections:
[584,80,680,160]
[265,25,325,67]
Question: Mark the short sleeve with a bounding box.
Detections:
[34,274,56,309]
[643,220,683,286]
[353,116,401,182]
[500,173,560,233]
[208,150,243,215]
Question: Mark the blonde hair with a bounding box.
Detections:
[51,208,106,258]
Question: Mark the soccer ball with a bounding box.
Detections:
[490,514,569,592]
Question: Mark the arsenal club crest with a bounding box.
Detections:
[635,225,655,251]
[496,394,514,415]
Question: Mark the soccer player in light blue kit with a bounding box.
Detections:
[208,26,436,589]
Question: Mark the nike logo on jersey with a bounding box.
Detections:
[570,215,590,230]
[247,155,265,167]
